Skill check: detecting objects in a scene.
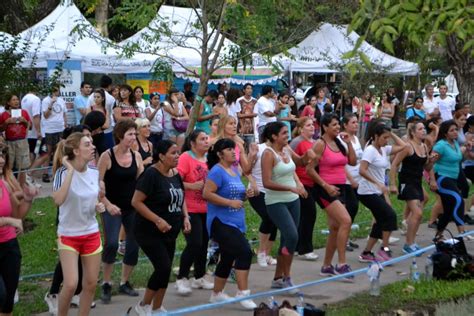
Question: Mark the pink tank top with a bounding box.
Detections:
[0,180,16,243]
[318,143,348,185]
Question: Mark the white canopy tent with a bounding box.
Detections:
[18,1,156,73]
[274,23,419,75]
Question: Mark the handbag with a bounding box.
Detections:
[172,118,189,133]
[432,230,472,280]
[253,302,278,316]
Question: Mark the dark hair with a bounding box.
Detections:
[84,111,106,131]
[150,92,160,99]
[207,138,236,170]
[113,118,137,144]
[320,114,346,155]
[168,87,179,95]
[278,90,290,100]
[133,86,144,95]
[436,120,458,142]
[153,139,176,162]
[93,88,106,110]
[206,90,218,100]
[405,116,421,127]
[100,75,112,89]
[261,85,273,96]
[119,84,136,106]
[4,94,19,110]
[425,116,442,134]
[184,82,193,88]
[263,121,286,143]
[62,124,92,139]
[182,129,206,153]
[323,103,332,113]
[226,88,241,105]
[367,123,391,145]
[243,83,253,90]
[414,96,423,103]
[341,113,357,130]
[80,81,91,89]
[465,115,474,133]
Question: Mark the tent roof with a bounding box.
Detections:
[18,2,155,73]
[274,23,419,75]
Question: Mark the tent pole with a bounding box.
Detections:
[289,63,293,94]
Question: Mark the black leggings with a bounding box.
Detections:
[344,185,359,223]
[436,174,465,232]
[178,213,209,279]
[358,194,397,239]
[248,192,277,241]
[297,186,317,255]
[136,232,178,290]
[0,238,21,313]
[211,219,252,279]
[50,258,82,295]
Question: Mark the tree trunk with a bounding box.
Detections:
[95,0,109,37]
[446,34,473,106]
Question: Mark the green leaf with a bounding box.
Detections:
[456,28,467,41]
[388,4,401,17]
[383,33,394,53]
[398,16,407,32]
[401,2,418,12]
[342,50,357,59]
[384,0,391,10]
[359,51,372,69]
[384,25,398,35]
[380,17,394,25]
[370,20,381,33]
[375,25,386,40]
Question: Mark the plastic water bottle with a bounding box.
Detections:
[351,224,360,231]
[296,294,304,315]
[321,229,330,235]
[267,296,278,309]
[410,259,420,282]
[424,256,433,281]
[367,263,381,296]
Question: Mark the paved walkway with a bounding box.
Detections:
[35,215,474,316]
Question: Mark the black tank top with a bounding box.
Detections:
[398,144,427,184]
[104,148,137,212]
[137,140,152,166]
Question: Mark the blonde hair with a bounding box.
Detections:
[216,115,237,140]
[52,132,85,174]
[292,117,313,138]
[135,117,151,129]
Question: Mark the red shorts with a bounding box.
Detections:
[58,231,102,256]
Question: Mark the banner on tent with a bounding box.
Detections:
[47,60,82,126]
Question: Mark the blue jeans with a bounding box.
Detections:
[266,199,300,255]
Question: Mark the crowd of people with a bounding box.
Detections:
[0,75,473,316]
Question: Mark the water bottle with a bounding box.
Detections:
[424,256,433,281]
[351,224,360,231]
[267,296,278,309]
[296,294,304,315]
[367,263,381,296]
[321,229,330,235]
[410,259,420,282]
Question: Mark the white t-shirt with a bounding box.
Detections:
[256,96,276,128]
[21,93,42,139]
[147,106,164,133]
[339,135,363,184]
[136,99,149,117]
[251,143,268,193]
[163,101,184,131]
[423,96,437,114]
[228,101,241,122]
[53,166,100,236]
[435,96,455,121]
[357,145,392,195]
[88,90,116,133]
[41,96,67,134]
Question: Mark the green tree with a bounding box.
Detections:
[350,0,473,103]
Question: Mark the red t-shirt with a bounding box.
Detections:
[0,110,31,140]
[177,151,209,213]
[301,105,320,130]
[292,138,315,187]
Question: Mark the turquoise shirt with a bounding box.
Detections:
[278,107,292,141]
[433,139,462,179]
[194,99,213,134]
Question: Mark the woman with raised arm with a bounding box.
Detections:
[133,118,154,169]
[162,88,189,151]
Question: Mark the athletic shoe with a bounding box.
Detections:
[44,293,58,315]
[376,247,393,262]
[320,265,337,277]
[191,277,214,290]
[101,283,112,304]
[282,277,300,295]
[271,278,285,289]
[70,295,96,308]
[428,222,438,229]
[257,252,268,267]
[335,264,354,282]
[400,220,408,235]
[209,291,232,303]
[348,241,359,249]
[346,243,354,252]
[175,278,192,295]
[153,306,167,314]
[301,252,319,261]
[117,240,126,256]
[235,290,257,309]
[14,289,19,304]
[119,281,139,296]
[266,255,277,265]
[358,251,377,263]
[388,236,400,245]
[402,243,420,254]
[135,301,152,316]
[464,234,474,241]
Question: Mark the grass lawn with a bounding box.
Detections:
[11,183,458,315]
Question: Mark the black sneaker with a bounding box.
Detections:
[348,241,359,249]
[42,174,51,183]
[101,283,112,304]
[119,281,139,297]
[345,243,354,252]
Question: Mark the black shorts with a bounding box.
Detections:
[45,132,62,147]
[398,182,424,201]
[314,183,347,209]
[28,138,37,153]
[464,166,474,183]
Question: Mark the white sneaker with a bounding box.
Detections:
[135,301,152,316]
[175,278,192,295]
[14,289,19,304]
[71,295,80,307]
[257,252,268,267]
[301,252,319,261]
[209,291,232,303]
[235,290,257,310]
[464,234,474,241]
[266,255,277,265]
[152,306,167,315]
[389,236,400,245]
[191,277,214,290]
[400,220,408,235]
[44,293,58,315]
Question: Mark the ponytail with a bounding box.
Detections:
[207,138,235,170]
